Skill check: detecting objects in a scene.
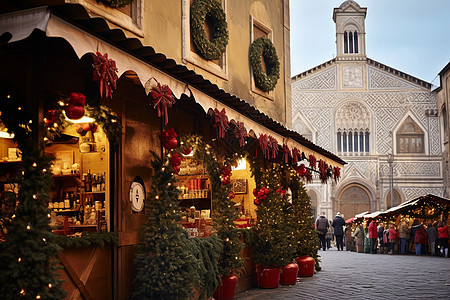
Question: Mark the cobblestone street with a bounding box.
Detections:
[235,248,450,299]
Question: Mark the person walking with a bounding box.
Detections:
[332,212,346,251]
[425,222,439,256]
[437,221,449,257]
[315,212,329,251]
[399,221,410,255]
[388,224,398,255]
[413,223,427,255]
[325,221,334,249]
[368,219,378,254]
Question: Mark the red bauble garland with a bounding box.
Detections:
[233,121,247,147]
[309,154,317,170]
[282,143,290,163]
[253,187,270,206]
[334,166,341,183]
[160,128,178,150]
[171,152,182,174]
[268,136,278,159]
[150,81,175,125]
[65,92,86,120]
[213,108,230,139]
[257,134,269,158]
[92,52,119,99]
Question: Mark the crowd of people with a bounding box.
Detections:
[315,212,450,257]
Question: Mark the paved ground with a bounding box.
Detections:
[235,248,450,299]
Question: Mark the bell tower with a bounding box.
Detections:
[333,1,367,60]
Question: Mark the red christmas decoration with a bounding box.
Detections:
[253,187,270,206]
[233,121,247,147]
[44,109,58,126]
[159,128,178,150]
[213,108,230,139]
[282,143,291,163]
[292,147,300,165]
[296,163,306,176]
[309,154,317,170]
[220,166,232,185]
[182,147,193,156]
[268,136,279,159]
[65,92,85,120]
[171,152,182,174]
[257,134,269,158]
[228,191,235,200]
[150,81,175,125]
[276,187,286,196]
[76,122,98,136]
[318,159,328,183]
[334,166,341,183]
[92,52,119,99]
[305,169,313,184]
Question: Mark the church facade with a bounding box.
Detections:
[291,1,444,219]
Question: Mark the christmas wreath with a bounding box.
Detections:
[250,37,280,92]
[190,0,229,60]
[97,0,134,8]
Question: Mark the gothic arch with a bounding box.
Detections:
[385,188,403,209]
[392,111,429,155]
[333,99,374,155]
[307,189,319,218]
[335,177,377,218]
[292,111,316,143]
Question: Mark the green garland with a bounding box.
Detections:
[85,104,122,148]
[53,232,118,249]
[250,37,280,92]
[97,0,134,8]
[191,0,229,60]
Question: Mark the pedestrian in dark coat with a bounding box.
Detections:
[425,223,438,256]
[315,212,329,251]
[332,212,346,251]
[368,220,378,254]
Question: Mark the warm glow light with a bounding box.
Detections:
[62,110,95,124]
[0,131,14,138]
[232,158,247,171]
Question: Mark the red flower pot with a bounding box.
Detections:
[295,256,315,277]
[213,274,238,300]
[280,262,299,285]
[256,265,281,288]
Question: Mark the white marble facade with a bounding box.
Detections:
[291,1,444,220]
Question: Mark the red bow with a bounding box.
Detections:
[253,187,270,206]
[268,136,278,159]
[257,134,269,158]
[150,82,175,125]
[296,163,306,176]
[233,121,247,147]
[318,159,328,183]
[283,143,291,163]
[213,108,230,138]
[92,52,119,99]
[334,166,341,183]
[309,155,317,170]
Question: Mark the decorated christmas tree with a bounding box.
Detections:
[250,161,296,268]
[133,151,222,300]
[0,87,66,299]
[290,174,321,271]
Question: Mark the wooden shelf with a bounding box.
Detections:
[79,191,105,195]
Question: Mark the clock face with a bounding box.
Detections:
[130,181,145,212]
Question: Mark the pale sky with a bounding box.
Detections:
[289,0,450,84]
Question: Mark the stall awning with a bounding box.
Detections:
[0,5,345,168]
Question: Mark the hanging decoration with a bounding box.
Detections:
[233,121,247,147]
[213,108,230,139]
[276,187,287,196]
[334,166,341,183]
[257,134,269,158]
[44,109,59,125]
[268,136,278,159]
[228,191,235,200]
[283,143,290,163]
[171,152,183,175]
[305,169,313,184]
[220,166,232,185]
[190,0,229,60]
[318,159,328,183]
[253,187,270,206]
[296,163,306,176]
[182,147,193,156]
[292,147,300,165]
[309,154,317,170]
[149,80,175,125]
[65,92,86,120]
[249,37,280,92]
[160,128,178,150]
[92,52,119,99]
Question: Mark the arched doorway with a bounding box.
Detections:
[386,189,401,208]
[338,185,371,220]
[308,190,318,219]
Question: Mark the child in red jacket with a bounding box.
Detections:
[388,224,398,255]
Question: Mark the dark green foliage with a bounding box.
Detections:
[250,37,280,92]
[133,152,222,300]
[289,174,320,270]
[53,232,118,249]
[249,161,296,268]
[191,0,229,60]
[0,88,66,299]
[85,105,122,148]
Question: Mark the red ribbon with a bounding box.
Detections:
[309,154,317,170]
[257,134,269,158]
[318,159,328,183]
[213,108,230,138]
[283,143,291,163]
[334,166,341,183]
[150,82,175,125]
[268,136,278,159]
[292,147,300,165]
[233,121,247,147]
[92,52,119,99]
[305,169,313,183]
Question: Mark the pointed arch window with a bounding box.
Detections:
[344,32,348,54]
[396,117,424,154]
[354,31,358,53]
